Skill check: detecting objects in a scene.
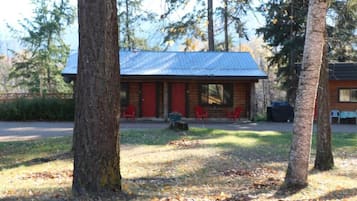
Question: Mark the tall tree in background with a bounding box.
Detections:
[285,0,328,188]
[258,0,356,104]
[73,0,121,194]
[257,0,308,105]
[207,0,214,50]
[9,0,74,95]
[162,0,208,50]
[328,0,357,62]
[217,0,251,51]
[118,0,157,50]
[163,0,251,51]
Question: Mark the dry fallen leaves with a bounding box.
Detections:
[168,138,200,148]
[20,170,73,180]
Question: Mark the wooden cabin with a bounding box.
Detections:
[62,51,267,120]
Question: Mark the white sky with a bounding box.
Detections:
[0,0,264,51]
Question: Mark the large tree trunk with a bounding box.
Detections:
[207,0,214,51]
[73,0,121,195]
[224,0,229,51]
[314,29,334,170]
[285,0,327,189]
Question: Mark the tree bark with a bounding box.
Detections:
[224,0,229,51]
[314,29,334,171]
[73,0,121,195]
[207,0,214,51]
[125,0,132,50]
[285,0,327,189]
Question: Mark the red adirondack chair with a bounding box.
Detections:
[123,105,136,120]
[195,105,208,120]
[227,107,242,121]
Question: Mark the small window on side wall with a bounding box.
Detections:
[121,83,129,106]
[200,83,233,106]
[338,88,357,102]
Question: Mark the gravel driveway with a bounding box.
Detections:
[0,121,355,142]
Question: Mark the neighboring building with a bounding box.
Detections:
[329,63,357,111]
[62,51,267,120]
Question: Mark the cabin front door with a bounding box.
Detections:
[171,83,186,116]
[141,83,157,117]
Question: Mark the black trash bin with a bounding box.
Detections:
[270,102,294,122]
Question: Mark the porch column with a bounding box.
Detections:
[250,82,257,120]
[163,81,168,121]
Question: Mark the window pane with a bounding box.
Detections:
[339,89,350,102]
[223,84,233,105]
[200,83,233,106]
[121,83,129,106]
[208,84,223,105]
[201,84,208,104]
[351,89,357,102]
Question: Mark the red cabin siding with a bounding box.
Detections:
[329,80,357,111]
[123,80,256,119]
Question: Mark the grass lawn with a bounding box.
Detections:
[0,128,356,200]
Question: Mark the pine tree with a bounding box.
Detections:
[163,0,251,51]
[118,0,158,50]
[328,0,357,62]
[9,0,75,95]
[257,0,308,105]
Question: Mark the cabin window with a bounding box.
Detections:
[200,84,233,106]
[339,88,357,102]
[121,83,129,106]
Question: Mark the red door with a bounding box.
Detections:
[141,83,157,117]
[171,83,186,116]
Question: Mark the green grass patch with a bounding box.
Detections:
[0,136,72,170]
[0,128,356,201]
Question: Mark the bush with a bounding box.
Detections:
[0,97,74,121]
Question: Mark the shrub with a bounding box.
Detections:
[0,97,74,121]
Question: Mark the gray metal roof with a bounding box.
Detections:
[62,51,267,78]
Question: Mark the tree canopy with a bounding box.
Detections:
[9,0,75,94]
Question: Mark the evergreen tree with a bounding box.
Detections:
[257,0,356,103]
[162,0,207,50]
[162,0,251,51]
[9,0,75,95]
[328,0,357,62]
[216,0,251,51]
[118,0,158,50]
[257,0,308,105]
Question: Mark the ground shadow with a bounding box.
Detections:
[1,151,72,170]
[316,188,357,200]
[2,187,134,201]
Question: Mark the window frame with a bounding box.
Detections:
[120,82,129,106]
[199,83,233,107]
[338,88,357,103]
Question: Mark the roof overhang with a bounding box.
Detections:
[61,73,267,83]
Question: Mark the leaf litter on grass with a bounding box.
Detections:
[1,130,357,201]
